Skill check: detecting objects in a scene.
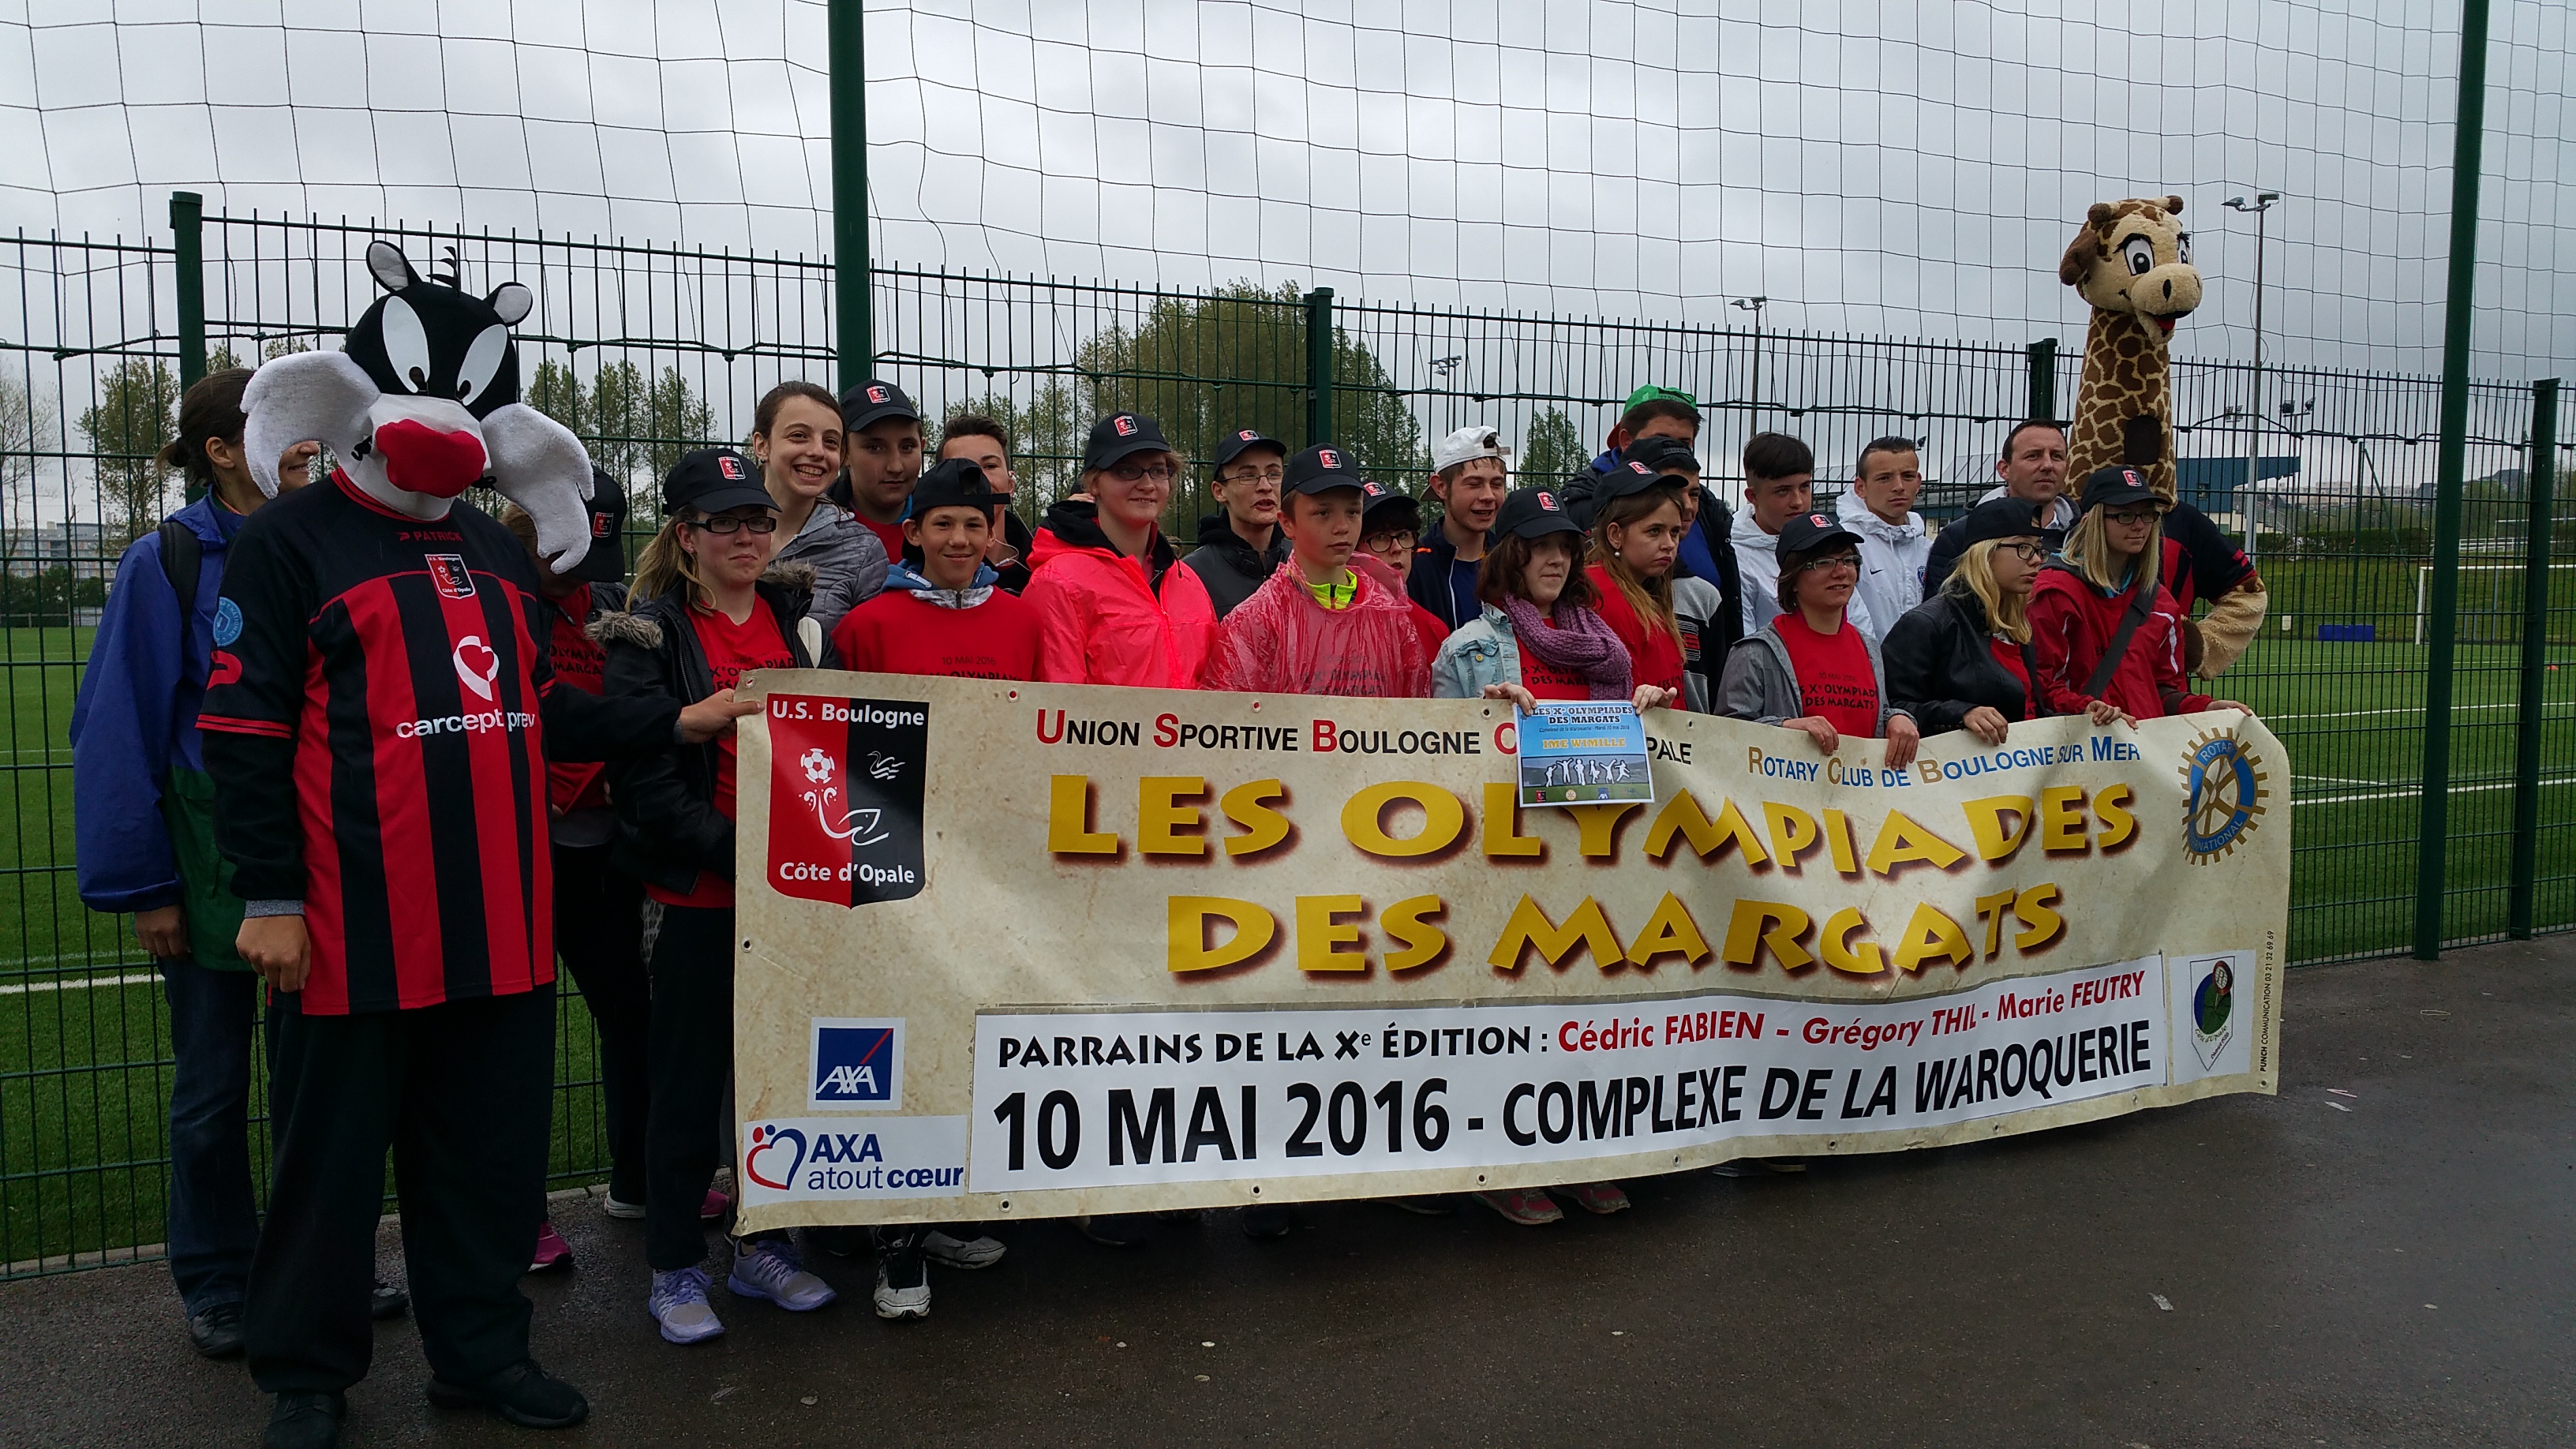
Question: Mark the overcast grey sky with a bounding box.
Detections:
[1,0,2569,379]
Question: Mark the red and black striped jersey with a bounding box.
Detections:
[202,471,576,1014]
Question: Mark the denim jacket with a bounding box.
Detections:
[1429,605,1520,699]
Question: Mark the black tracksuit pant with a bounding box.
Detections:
[245,984,556,1393]
[553,842,651,1204]
[644,903,737,1271]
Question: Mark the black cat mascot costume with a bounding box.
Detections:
[201,242,698,1449]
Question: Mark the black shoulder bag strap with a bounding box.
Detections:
[156,517,204,615]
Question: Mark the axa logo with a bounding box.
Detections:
[425,554,474,599]
[451,635,501,702]
[1316,448,1343,470]
[809,1019,904,1109]
[743,1123,808,1191]
[1113,415,1139,436]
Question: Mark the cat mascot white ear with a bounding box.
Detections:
[242,241,597,571]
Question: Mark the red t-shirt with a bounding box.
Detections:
[650,599,797,908]
[1772,612,1880,739]
[545,585,612,815]
[1990,638,2036,720]
[1586,566,1685,698]
[856,514,908,561]
[833,588,1042,680]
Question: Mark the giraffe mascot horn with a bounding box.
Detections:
[242,241,596,571]
[2060,195,2268,678]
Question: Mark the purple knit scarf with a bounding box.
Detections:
[1500,594,1633,701]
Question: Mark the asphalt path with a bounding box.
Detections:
[4,939,2569,1447]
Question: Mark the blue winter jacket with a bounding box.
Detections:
[70,496,251,968]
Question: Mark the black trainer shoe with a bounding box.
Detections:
[1240,1204,1297,1240]
[1076,1213,1151,1247]
[426,1358,590,1429]
[186,1300,245,1358]
[369,1278,409,1320]
[263,1391,346,1449]
[871,1230,930,1320]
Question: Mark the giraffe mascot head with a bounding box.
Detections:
[2059,195,2266,678]
[241,241,597,571]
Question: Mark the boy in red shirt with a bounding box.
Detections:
[833,458,1043,680]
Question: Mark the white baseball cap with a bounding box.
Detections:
[1432,425,1509,473]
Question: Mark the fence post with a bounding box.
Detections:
[1305,286,1335,445]
[828,0,871,391]
[2026,337,2058,421]
[2412,0,2493,961]
[2507,377,2559,938]
[170,190,206,388]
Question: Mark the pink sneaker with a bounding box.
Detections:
[1472,1189,1563,1226]
[700,1188,732,1222]
[1556,1181,1631,1215]
[527,1221,574,1274]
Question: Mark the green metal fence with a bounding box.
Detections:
[0,206,2566,1278]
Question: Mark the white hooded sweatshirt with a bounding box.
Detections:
[1732,507,1876,641]
[1835,489,1930,644]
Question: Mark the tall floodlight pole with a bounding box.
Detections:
[1733,296,1769,429]
[2413,0,2492,961]
[2225,193,2282,562]
[830,0,871,391]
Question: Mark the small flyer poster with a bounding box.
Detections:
[1513,701,1655,807]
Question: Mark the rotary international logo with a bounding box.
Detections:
[2179,725,2268,863]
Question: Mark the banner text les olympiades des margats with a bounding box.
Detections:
[723,672,2285,1228]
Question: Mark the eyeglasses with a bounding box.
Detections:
[1364,530,1418,552]
[1797,553,1861,574]
[2103,507,2162,526]
[2000,541,2047,562]
[1106,460,1177,484]
[1220,466,1285,486]
[686,515,777,535]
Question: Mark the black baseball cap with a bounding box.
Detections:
[1493,486,1586,541]
[571,466,628,583]
[1283,444,1363,496]
[1083,412,1173,472]
[1622,435,1702,477]
[1953,496,2055,550]
[912,456,1009,515]
[1212,427,1286,472]
[1358,479,1420,534]
[1776,509,1861,556]
[2079,464,2161,512]
[1594,455,1692,508]
[841,379,919,433]
[662,447,775,516]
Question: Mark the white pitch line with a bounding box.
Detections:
[2294,775,2576,807]
[0,971,159,996]
[2266,702,2573,724]
[2295,774,2387,786]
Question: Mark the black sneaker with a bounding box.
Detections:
[262,1391,346,1449]
[1076,1213,1151,1247]
[186,1300,246,1359]
[1383,1195,1458,1216]
[369,1278,409,1320]
[871,1230,930,1320]
[426,1358,590,1429]
[1240,1204,1297,1240]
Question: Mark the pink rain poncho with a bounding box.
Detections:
[1203,555,1433,698]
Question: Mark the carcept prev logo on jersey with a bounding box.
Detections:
[809,1017,904,1110]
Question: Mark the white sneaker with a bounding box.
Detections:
[727,1237,837,1312]
[919,1228,1006,1270]
[874,1235,931,1320]
[649,1267,724,1345]
[602,1194,646,1221]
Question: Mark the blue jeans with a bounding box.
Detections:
[161,957,261,1316]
